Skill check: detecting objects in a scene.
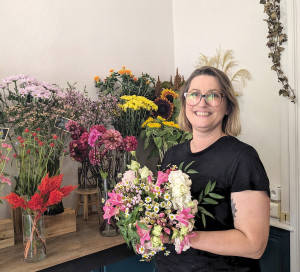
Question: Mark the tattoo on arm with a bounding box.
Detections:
[231,198,237,218]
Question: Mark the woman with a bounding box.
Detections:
[155,66,270,271]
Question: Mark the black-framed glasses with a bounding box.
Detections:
[184,90,225,107]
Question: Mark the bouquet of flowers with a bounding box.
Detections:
[103,159,200,261]
[0,134,12,203]
[2,173,76,261]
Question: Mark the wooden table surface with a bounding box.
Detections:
[0,213,125,272]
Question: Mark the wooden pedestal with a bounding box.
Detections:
[0,219,15,249]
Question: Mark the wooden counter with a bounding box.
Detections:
[0,213,125,272]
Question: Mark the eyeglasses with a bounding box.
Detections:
[184,90,225,107]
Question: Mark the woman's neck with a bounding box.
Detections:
[191,130,226,153]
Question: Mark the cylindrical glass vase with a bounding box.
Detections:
[22,212,46,263]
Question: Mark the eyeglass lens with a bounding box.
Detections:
[185,91,223,106]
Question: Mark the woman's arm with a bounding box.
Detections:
[189,190,270,259]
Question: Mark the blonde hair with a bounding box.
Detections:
[178,66,241,136]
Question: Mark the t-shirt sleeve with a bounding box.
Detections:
[229,146,270,196]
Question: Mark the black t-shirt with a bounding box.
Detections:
[155,136,270,272]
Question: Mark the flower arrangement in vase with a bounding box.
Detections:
[66,120,138,191]
[2,173,76,262]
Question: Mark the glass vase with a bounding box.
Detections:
[22,212,46,263]
[78,162,98,190]
[100,178,119,237]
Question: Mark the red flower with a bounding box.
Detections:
[24,128,30,133]
[38,174,63,196]
[2,193,27,209]
[17,136,22,141]
[39,142,44,146]
[37,128,41,131]
[50,143,55,147]
[27,193,45,212]
[13,153,18,158]
[32,132,37,136]
[47,190,64,206]
[60,185,77,197]
[52,134,58,140]
[35,137,39,141]
[26,150,31,154]
[20,139,25,143]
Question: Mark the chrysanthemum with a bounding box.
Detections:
[152,98,174,120]
[160,89,178,103]
[102,129,123,150]
[65,120,79,133]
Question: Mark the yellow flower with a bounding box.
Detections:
[146,123,161,128]
[161,89,178,102]
[141,117,154,128]
[162,121,180,129]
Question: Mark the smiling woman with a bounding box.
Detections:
[155,66,270,272]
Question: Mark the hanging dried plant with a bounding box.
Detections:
[260,0,295,102]
[195,47,252,94]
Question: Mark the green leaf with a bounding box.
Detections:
[137,221,150,230]
[153,137,162,149]
[204,181,212,195]
[201,213,206,228]
[178,161,184,170]
[208,193,224,199]
[203,197,218,205]
[198,206,214,219]
[144,137,150,150]
[210,181,216,192]
[184,161,195,172]
[186,169,199,174]
[198,190,204,203]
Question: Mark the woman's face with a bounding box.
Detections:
[185,75,227,135]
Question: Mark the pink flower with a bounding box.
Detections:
[88,129,101,147]
[156,171,169,187]
[90,125,106,134]
[89,149,101,165]
[103,204,118,224]
[1,143,12,149]
[176,207,194,227]
[135,222,152,246]
[107,191,123,206]
[0,174,11,185]
[175,232,195,254]
[102,129,122,150]
[123,136,138,152]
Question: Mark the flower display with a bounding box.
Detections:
[13,128,63,198]
[141,116,192,163]
[94,67,157,138]
[0,137,12,204]
[66,121,138,188]
[2,173,76,260]
[103,159,196,261]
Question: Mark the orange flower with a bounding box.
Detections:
[94,76,100,82]
[133,77,137,81]
[122,66,126,69]
[146,80,150,84]
[119,70,125,75]
[109,69,114,73]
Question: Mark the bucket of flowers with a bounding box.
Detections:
[103,156,223,261]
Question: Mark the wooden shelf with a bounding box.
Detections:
[0,213,125,272]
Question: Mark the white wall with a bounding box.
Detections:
[0,0,175,219]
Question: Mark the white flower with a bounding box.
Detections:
[140,166,152,179]
[145,196,152,203]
